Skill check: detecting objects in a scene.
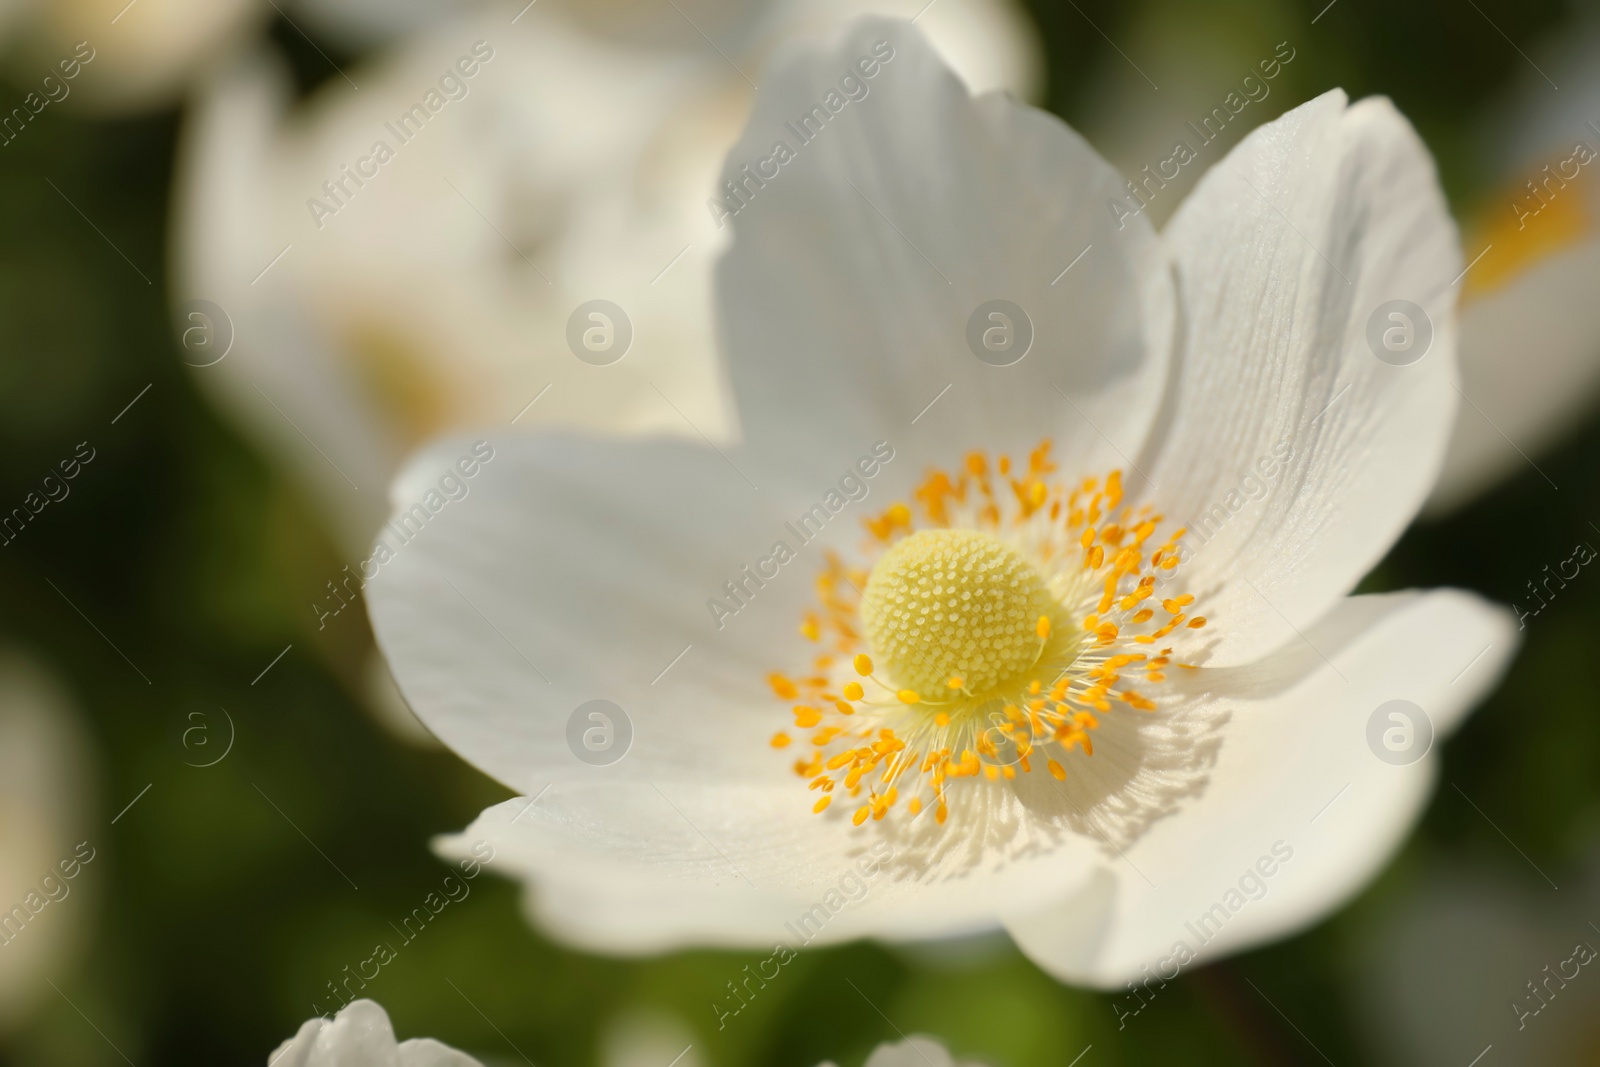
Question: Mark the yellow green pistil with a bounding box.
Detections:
[860,528,1054,702]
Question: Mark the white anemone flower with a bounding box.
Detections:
[1429,21,1600,512]
[275,999,979,1067]
[271,1000,480,1066]
[0,651,93,1032]
[369,19,1518,988]
[173,0,1039,558]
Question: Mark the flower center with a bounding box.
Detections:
[861,528,1052,701]
[766,443,1212,830]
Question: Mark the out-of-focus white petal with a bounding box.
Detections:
[859,1036,988,1067]
[35,0,264,113]
[1139,91,1462,666]
[1355,857,1600,1066]
[0,652,94,1032]
[1003,589,1516,988]
[716,17,1172,492]
[1433,237,1600,510]
[175,20,730,556]
[752,0,1041,101]
[270,1000,481,1067]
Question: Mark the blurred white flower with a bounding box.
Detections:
[1,0,262,114]
[0,650,94,1032]
[1429,21,1600,512]
[271,1000,481,1066]
[1355,853,1600,1066]
[844,1036,988,1067]
[276,999,981,1066]
[173,0,1040,558]
[370,20,1517,988]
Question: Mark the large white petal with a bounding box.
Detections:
[1001,589,1517,988]
[1138,91,1462,665]
[715,17,1174,493]
[367,430,846,792]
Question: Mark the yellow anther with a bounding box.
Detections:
[853,654,874,676]
[1036,615,1051,640]
[897,690,920,705]
[842,681,864,701]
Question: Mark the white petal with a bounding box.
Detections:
[1139,91,1463,665]
[753,0,1043,101]
[716,17,1174,492]
[368,432,821,792]
[861,1036,986,1067]
[1430,237,1600,511]
[173,51,399,554]
[1002,588,1517,988]
[270,999,481,1066]
[436,773,1104,955]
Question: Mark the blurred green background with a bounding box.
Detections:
[2,0,1598,1063]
